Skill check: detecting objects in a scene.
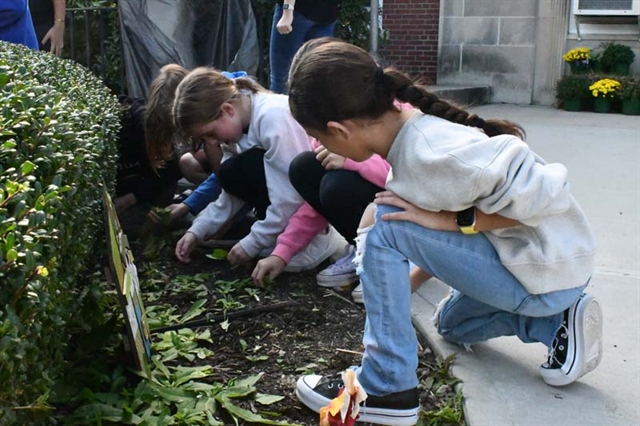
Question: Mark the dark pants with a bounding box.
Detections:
[288,151,384,245]
[218,148,269,219]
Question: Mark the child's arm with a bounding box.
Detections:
[237,100,312,258]
[251,202,329,285]
[183,173,223,215]
[343,154,391,188]
[375,191,521,232]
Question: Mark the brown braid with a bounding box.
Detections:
[288,38,525,140]
[384,69,525,139]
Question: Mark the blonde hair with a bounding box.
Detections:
[172,67,268,140]
[145,64,189,172]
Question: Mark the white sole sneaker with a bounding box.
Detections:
[316,273,359,288]
[296,375,420,426]
[351,283,364,304]
[540,294,603,387]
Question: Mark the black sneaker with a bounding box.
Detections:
[296,372,420,425]
[540,293,603,386]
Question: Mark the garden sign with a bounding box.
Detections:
[103,189,151,371]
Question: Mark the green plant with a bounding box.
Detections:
[0,41,119,423]
[619,78,640,100]
[599,42,636,69]
[555,75,591,100]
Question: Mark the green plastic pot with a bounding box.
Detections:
[593,97,612,113]
[612,63,631,76]
[570,61,590,75]
[622,98,640,115]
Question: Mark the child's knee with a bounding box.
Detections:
[353,204,377,274]
[359,203,376,229]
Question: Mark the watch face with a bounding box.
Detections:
[456,207,475,227]
[283,3,291,9]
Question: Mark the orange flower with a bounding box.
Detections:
[319,370,368,426]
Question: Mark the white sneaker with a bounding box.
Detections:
[540,293,603,387]
[351,282,363,304]
[316,246,358,288]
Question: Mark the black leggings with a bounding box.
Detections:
[218,148,270,219]
[289,151,384,245]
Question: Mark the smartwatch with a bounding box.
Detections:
[456,207,478,235]
[283,3,294,10]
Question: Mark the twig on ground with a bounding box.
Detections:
[336,348,363,356]
[322,289,363,309]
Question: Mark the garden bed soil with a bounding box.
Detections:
[132,232,455,426]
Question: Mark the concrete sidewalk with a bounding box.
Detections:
[410,104,640,425]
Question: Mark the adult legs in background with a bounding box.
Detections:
[269,4,335,94]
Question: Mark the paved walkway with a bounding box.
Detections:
[410,104,640,425]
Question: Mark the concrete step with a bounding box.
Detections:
[428,84,491,107]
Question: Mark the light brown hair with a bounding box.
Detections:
[145,64,189,172]
[288,38,524,139]
[172,67,268,141]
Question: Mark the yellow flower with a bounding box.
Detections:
[563,47,591,63]
[589,79,620,98]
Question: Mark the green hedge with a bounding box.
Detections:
[0,41,119,422]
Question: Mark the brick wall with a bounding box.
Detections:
[381,0,440,84]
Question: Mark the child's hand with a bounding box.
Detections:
[315,145,346,170]
[228,242,252,265]
[252,255,286,287]
[374,191,454,231]
[114,193,137,214]
[167,203,190,221]
[175,232,198,263]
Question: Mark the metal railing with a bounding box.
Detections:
[64,7,126,94]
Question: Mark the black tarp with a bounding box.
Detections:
[119,0,259,98]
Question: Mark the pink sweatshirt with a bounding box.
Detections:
[271,139,390,264]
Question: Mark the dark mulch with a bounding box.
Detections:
[133,233,451,426]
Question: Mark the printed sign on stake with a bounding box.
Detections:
[103,189,151,370]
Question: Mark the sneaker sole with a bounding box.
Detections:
[541,294,603,387]
[296,376,420,426]
[317,273,359,288]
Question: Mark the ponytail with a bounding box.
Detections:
[385,69,525,139]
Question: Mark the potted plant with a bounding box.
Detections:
[562,47,592,74]
[589,78,621,113]
[556,75,590,111]
[599,42,635,76]
[619,78,640,115]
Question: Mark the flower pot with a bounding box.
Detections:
[563,98,582,111]
[622,98,640,115]
[612,63,630,76]
[593,98,612,113]
[570,61,590,75]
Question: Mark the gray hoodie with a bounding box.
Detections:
[385,111,595,295]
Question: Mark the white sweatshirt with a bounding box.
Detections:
[188,93,313,258]
[385,111,596,295]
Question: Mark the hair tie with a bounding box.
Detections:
[475,117,486,128]
[221,71,248,80]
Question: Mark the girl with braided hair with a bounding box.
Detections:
[288,38,602,425]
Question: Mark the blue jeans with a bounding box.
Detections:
[269,4,336,94]
[355,205,587,396]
